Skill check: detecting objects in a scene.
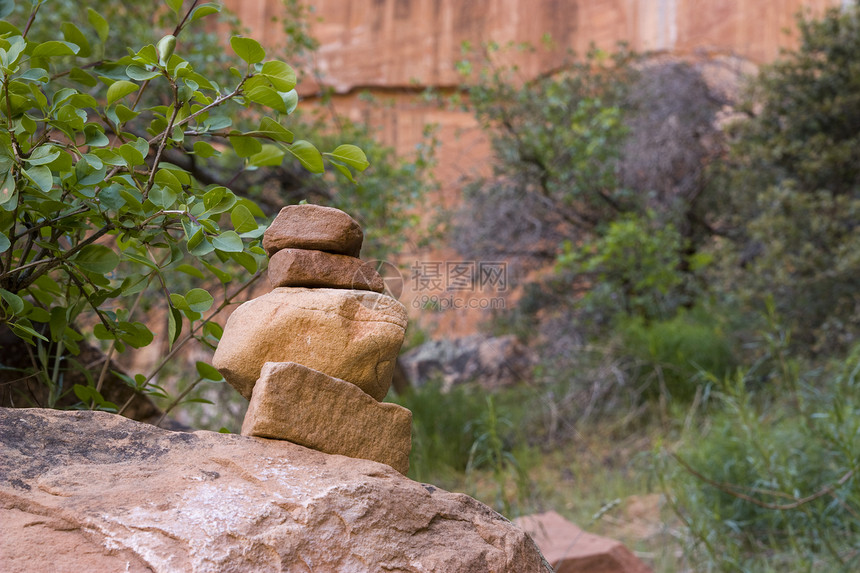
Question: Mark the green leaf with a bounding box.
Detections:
[228,134,263,158]
[126,65,161,81]
[165,0,183,13]
[23,165,52,192]
[148,185,177,209]
[229,251,257,274]
[156,34,176,66]
[230,36,265,64]
[169,293,189,311]
[187,230,214,256]
[167,305,182,349]
[119,143,145,167]
[87,8,109,44]
[107,80,139,105]
[201,260,231,283]
[69,67,97,87]
[204,321,224,340]
[192,140,220,158]
[123,251,158,270]
[212,231,243,253]
[19,68,48,82]
[249,144,284,167]
[255,117,294,143]
[324,144,370,172]
[0,169,16,207]
[261,60,296,92]
[61,22,92,58]
[230,204,257,234]
[286,140,324,173]
[73,244,119,274]
[329,161,356,184]
[114,104,140,124]
[0,288,24,315]
[246,85,287,113]
[0,0,14,19]
[196,361,223,381]
[202,186,226,210]
[190,3,221,21]
[49,307,68,341]
[10,319,49,342]
[282,89,298,114]
[84,124,109,147]
[0,232,9,254]
[175,263,205,279]
[31,41,79,58]
[26,145,61,166]
[73,384,101,405]
[185,288,214,313]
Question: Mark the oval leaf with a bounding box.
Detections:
[228,134,263,158]
[230,204,257,234]
[286,140,324,174]
[261,60,296,92]
[107,80,139,105]
[191,4,221,21]
[185,288,214,313]
[73,244,119,274]
[196,361,223,381]
[324,144,370,172]
[211,230,243,253]
[87,9,109,44]
[31,41,79,58]
[61,22,92,58]
[230,36,265,64]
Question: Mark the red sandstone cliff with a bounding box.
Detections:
[217,0,846,336]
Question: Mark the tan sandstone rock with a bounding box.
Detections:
[242,361,412,474]
[0,408,551,573]
[262,204,363,258]
[267,247,384,292]
[212,287,407,401]
[515,510,652,573]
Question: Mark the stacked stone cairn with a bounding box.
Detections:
[212,205,412,474]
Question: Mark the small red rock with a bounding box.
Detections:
[267,248,384,292]
[263,204,363,258]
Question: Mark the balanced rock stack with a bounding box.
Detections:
[212,205,412,474]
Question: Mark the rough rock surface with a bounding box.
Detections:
[267,247,384,292]
[515,510,651,573]
[0,408,551,573]
[213,287,407,401]
[262,204,363,258]
[399,334,535,391]
[243,362,412,474]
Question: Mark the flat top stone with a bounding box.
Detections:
[263,204,364,258]
[267,248,384,292]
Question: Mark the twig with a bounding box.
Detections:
[155,376,204,427]
[673,453,856,511]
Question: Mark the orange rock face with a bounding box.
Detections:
[223,0,842,92]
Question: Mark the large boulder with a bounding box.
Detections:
[399,334,535,391]
[212,287,408,401]
[0,408,551,573]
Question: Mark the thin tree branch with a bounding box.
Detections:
[673,453,856,511]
